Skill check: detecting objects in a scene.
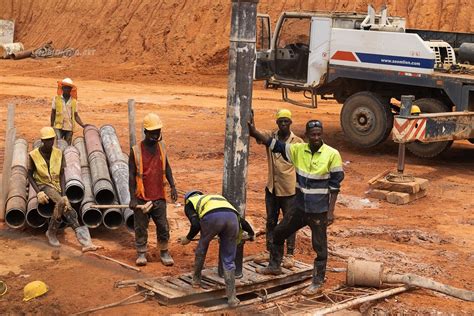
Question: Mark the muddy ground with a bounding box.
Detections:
[0,60,473,315]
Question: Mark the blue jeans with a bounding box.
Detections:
[197,211,239,271]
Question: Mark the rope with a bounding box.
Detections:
[71,290,153,315]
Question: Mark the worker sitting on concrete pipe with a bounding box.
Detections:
[253,109,303,269]
[249,117,345,296]
[178,191,255,308]
[129,113,177,267]
[27,127,99,252]
[50,78,87,145]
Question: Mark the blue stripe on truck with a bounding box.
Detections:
[355,52,435,69]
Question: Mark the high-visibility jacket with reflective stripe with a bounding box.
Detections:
[187,194,239,219]
[268,140,344,213]
[30,147,62,192]
[53,95,77,130]
[132,141,166,200]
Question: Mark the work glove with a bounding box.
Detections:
[37,191,49,204]
[177,236,191,245]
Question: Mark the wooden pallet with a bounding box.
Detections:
[137,259,313,306]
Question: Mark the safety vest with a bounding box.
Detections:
[187,194,239,219]
[53,95,77,130]
[132,141,167,199]
[30,147,62,192]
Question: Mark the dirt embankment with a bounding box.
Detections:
[1,0,473,76]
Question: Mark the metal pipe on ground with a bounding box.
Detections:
[11,50,32,60]
[73,137,89,168]
[26,184,47,228]
[63,146,85,204]
[84,126,116,205]
[5,139,29,228]
[79,166,102,228]
[100,125,133,230]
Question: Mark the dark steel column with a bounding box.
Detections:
[221,0,259,278]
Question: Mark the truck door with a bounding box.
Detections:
[307,17,332,87]
[254,14,273,80]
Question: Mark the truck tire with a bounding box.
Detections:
[340,92,393,147]
[406,98,453,158]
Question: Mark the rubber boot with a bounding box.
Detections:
[46,218,61,247]
[136,252,147,266]
[223,269,240,308]
[192,253,206,288]
[74,226,100,252]
[256,244,284,275]
[159,241,174,266]
[301,261,326,296]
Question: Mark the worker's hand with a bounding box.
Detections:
[170,186,178,203]
[177,236,191,245]
[37,191,50,204]
[129,198,138,210]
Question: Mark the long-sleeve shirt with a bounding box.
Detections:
[184,203,255,241]
[267,138,345,213]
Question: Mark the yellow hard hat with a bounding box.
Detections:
[40,127,56,140]
[0,280,7,297]
[23,281,48,302]
[143,113,163,131]
[411,105,421,115]
[276,109,292,120]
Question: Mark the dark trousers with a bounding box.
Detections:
[273,205,328,280]
[265,188,296,255]
[197,211,239,272]
[134,199,169,254]
[54,128,73,145]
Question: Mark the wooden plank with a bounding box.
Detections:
[370,178,421,194]
[386,190,427,205]
[144,280,182,298]
[367,169,392,185]
[366,189,390,201]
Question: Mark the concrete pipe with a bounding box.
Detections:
[79,166,102,228]
[73,137,89,168]
[84,125,104,156]
[102,201,124,230]
[63,146,85,204]
[26,184,47,228]
[5,166,28,229]
[346,258,383,287]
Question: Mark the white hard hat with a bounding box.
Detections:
[61,78,74,86]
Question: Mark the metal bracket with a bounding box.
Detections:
[281,87,317,108]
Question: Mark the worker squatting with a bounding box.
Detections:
[29,78,344,306]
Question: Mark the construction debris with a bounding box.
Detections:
[367,174,429,205]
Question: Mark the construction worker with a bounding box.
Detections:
[129,113,178,267]
[253,109,303,268]
[249,118,344,296]
[27,127,98,251]
[178,191,255,307]
[50,78,87,145]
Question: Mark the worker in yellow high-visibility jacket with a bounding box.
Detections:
[249,118,344,296]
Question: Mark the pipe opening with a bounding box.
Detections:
[26,209,47,228]
[66,185,85,204]
[95,189,115,205]
[38,201,55,218]
[5,209,26,228]
[103,209,123,229]
[125,214,134,231]
[82,208,103,228]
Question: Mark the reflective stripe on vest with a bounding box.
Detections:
[132,141,166,199]
[54,95,77,129]
[187,194,238,219]
[30,147,62,192]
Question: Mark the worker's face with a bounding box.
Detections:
[276,118,292,133]
[62,86,72,98]
[306,127,323,147]
[42,138,55,152]
[144,129,161,143]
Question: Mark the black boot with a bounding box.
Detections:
[192,253,206,288]
[223,269,240,307]
[256,243,284,275]
[302,260,326,296]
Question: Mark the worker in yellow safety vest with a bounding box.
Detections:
[50,78,87,144]
[249,117,345,296]
[27,127,99,252]
[178,191,255,308]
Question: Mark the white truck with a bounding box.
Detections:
[254,6,474,157]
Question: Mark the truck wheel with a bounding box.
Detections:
[340,92,393,147]
[406,98,453,158]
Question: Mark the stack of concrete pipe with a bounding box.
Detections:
[100,125,134,231]
[5,139,29,229]
[63,146,85,204]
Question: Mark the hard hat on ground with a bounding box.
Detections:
[276,109,292,120]
[40,127,56,140]
[411,105,421,115]
[143,113,163,131]
[23,281,48,301]
[0,280,7,297]
[184,190,203,203]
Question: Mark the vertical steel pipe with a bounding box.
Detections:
[63,146,85,204]
[84,125,115,205]
[26,184,47,228]
[5,139,28,228]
